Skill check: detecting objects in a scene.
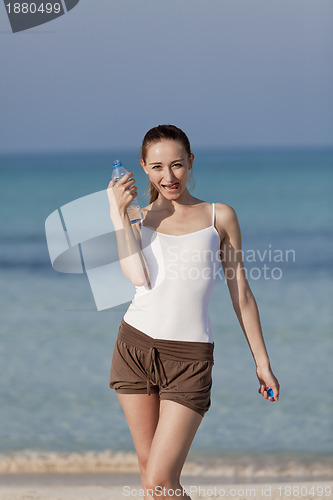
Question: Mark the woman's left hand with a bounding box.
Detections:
[256,365,280,402]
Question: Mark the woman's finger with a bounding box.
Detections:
[116,172,134,185]
[127,180,137,190]
[258,382,265,396]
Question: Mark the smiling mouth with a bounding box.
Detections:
[162,183,179,191]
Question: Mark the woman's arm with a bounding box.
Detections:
[215,203,280,401]
[107,173,151,288]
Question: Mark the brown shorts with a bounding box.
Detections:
[109,318,215,417]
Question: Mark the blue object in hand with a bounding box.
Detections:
[267,388,274,398]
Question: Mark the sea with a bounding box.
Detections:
[0,147,332,478]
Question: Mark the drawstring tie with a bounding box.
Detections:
[147,346,165,396]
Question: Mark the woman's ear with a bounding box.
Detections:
[141,158,149,175]
[189,153,195,170]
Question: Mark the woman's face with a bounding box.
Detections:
[141,140,194,199]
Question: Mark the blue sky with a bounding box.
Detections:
[1,0,332,153]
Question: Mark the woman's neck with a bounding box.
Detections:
[154,190,198,212]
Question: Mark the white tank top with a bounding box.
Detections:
[123,203,221,343]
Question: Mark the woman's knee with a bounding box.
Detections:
[145,468,180,494]
[138,455,149,483]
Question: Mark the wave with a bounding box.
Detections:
[0,450,332,478]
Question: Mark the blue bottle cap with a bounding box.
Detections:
[267,388,274,398]
[112,160,122,168]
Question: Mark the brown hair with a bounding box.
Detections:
[141,124,195,203]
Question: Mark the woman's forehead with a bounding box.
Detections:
[146,140,186,158]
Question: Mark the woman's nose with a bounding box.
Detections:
[163,169,175,183]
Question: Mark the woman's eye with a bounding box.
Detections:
[151,164,182,169]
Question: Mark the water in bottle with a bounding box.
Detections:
[111,160,142,224]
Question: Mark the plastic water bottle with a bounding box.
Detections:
[112,160,142,224]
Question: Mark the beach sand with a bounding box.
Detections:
[0,451,332,499]
[0,474,332,500]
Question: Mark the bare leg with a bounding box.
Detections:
[145,400,203,499]
[115,395,203,499]
[116,392,160,495]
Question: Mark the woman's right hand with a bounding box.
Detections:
[107,172,138,217]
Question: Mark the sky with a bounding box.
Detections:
[0,0,332,153]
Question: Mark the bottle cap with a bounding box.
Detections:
[112,160,122,168]
[267,388,274,398]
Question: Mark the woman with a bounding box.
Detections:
[107,124,279,500]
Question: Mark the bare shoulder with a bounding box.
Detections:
[215,203,240,241]
[215,202,238,219]
[141,204,153,214]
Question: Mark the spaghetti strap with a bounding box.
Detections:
[212,203,215,227]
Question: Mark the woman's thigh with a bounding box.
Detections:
[116,393,160,468]
[145,399,203,487]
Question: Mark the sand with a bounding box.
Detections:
[0,474,332,500]
[0,451,332,499]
